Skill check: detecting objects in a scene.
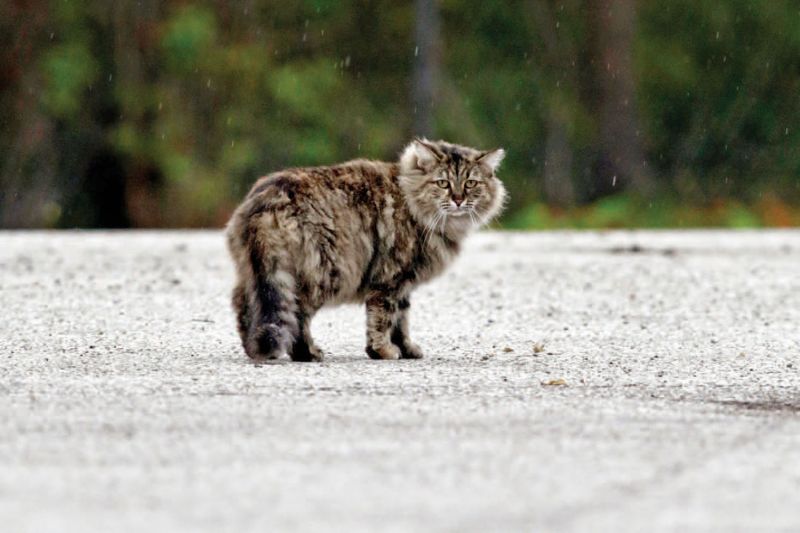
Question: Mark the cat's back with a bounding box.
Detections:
[227,158,407,307]
[241,158,398,209]
[226,158,402,266]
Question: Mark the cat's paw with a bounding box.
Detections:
[307,345,324,362]
[400,342,424,359]
[290,342,324,362]
[366,343,401,360]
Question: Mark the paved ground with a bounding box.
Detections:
[1,230,799,532]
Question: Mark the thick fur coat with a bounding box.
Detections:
[226,139,506,361]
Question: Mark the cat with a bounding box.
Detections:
[226,139,506,362]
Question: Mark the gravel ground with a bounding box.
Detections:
[2,230,800,533]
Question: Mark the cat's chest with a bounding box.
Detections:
[403,235,459,285]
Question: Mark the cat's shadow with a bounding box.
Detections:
[235,353,432,367]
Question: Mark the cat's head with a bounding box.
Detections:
[398,139,507,231]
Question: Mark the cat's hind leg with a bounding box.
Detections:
[243,250,299,361]
[289,309,324,362]
[247,271,298,360]
[227,206,299,361]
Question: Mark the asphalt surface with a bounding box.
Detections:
[2,230,799,532]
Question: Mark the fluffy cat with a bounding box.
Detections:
[226,139,506,362]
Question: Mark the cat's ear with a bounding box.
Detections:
[400,138,441,174]
[477,148,506,173]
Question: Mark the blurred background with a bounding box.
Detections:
[1,0,799,229]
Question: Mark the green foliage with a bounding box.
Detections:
[2,0,798,227]
[40,43,99,118]
[161,6,218,73]
[637,0,800,201]
[508,192,800,229]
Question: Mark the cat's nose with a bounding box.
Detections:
[452,196,464,206]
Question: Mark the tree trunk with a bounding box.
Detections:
[111,0,161,227]
[411,0,441,138]
[529,0,578,206]
[588,0,654,198]
[544,109,576,206]
[0,0,59,227]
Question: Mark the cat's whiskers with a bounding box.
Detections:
[426,212,441,241]
[467,208,477,226]
[422,210,444,246]
[420,214,434,245]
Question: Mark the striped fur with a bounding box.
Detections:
[226,139,506,362]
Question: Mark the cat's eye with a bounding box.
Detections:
[465,179,478,188]
[435,180,450,189]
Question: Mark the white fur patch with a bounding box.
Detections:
[399,139,439,175]
[479,148,505,172]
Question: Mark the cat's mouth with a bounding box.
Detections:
[442,202,472,216]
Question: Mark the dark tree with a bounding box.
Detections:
[588,0,654,198]
[411,0,441,138]
[529,0,579,206]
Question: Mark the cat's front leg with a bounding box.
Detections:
[365,290,401,360]
[390,296,424,359]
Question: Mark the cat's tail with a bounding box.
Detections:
[227,212,298,360]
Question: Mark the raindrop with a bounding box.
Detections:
[612,175,617,187]
[414,46,419,57]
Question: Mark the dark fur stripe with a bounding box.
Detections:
[249,246,282,326]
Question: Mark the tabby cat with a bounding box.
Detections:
[226,139,506,361]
